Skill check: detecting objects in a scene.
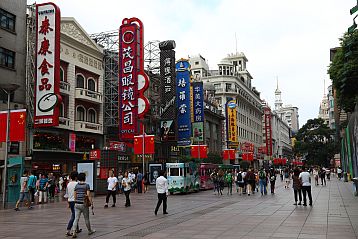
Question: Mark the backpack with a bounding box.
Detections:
[236,173,243,182]
[259,171,266,179]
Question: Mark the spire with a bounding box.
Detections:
[275,76,281,93]
[274,76,283,110]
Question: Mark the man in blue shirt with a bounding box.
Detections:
[137,172,143,193]
[27,171,37,205]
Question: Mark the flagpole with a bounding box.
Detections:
[142,122,145,175]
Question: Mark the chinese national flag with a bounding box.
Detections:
[191,145,207,159]
[223,150,229,160]
[0,110,26,142]
[199,145,208,159]
[229,149,235,160]
[191,145,199,158]
[134,136,143,155]
[144,135,155,154]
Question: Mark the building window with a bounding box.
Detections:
[195,61,199,65]
[76,106,85,121]
[88,108,96,123]
[88,78,96,91]
[0,47,15,69]
[0,9,15,32]
[225,83,232,91]
[76,75,85,88]
[60,67,64,81]
[59,103,64,117]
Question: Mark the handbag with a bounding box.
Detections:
[84,195,91,208]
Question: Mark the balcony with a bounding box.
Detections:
[214,87,238,95]
[75,120,103,134]
[58,117,71,130]
[75,88,102,104]
[60,81,70,94]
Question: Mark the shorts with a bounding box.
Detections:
[19,192,29,202]
[238,182,244,188]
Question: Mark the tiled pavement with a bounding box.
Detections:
[0,176,357,239]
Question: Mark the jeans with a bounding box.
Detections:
[259,179,267,194]
[321,177,326,185]
[67,201,79,231]
[28,187,36,203]
[124,190,131,206]
[72,204,92,233]
[294,189,302,202]
[270,180,275,193]
[137,180,142,193]
[105,190,116,205]
[227,182,232,195]
[301,186,312,205]
[155,193,167,213]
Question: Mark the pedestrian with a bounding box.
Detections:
[337,167,342,180]
[217,169,224,196]
[71,173,95,238]
[299,166,312,206]
[258,168,267,195]
[122,171,132,207]
[210,170,218,195]
[245,168,255,196]
[117,171,124,194]
[236,170,244,195]
[65,171,81,237]
[284,168,290,188]
[326,168,331,181]
[27,171,37,205]
[292,168,302,206]
[59,175,64,192]
[104,170,118,208]
[38,174,49,204]
[313,167,319,186]
[48,173,56,201]
[269,168,276,194]
[137,171,143,193]
[14,170,32,211]
[154,170,169,215]
[143,172,150,193]
[225,170,233,195]
[242,169,247,194]
[320,167,326,186]
[280,169,284,181]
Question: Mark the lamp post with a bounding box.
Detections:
[0,83,20,209]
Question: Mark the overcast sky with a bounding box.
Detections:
[29,0,354,127]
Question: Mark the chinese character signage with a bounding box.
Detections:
[119,18,150,140]
[34,3,61,127]
[226,100,238,146]
[176,60,191,146]
[192,82,204,122]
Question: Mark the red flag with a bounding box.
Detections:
[0,111,6,142]
[134,136,143,155]
[199,145,208,159]
[10,110,26,142]
[144,135,155,154]
[223,150,229,160]
[229,149,235,160]
[191,145,199,158]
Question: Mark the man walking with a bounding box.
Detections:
[27,171,37,205]
[154,170,168,215]
[137,171,143,193]
[299,166,312,206]
[104,170,118,208]
[14,170,32,211]
[65,171,81,237]
[258,168,267,195]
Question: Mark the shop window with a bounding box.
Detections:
[33,131,67,150]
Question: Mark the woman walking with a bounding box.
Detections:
[122,171,133,207]
[292,168,302,205]
[71,173,95,238]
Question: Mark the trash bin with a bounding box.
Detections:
[353,178,358,197]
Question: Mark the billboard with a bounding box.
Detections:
[160,120,175,141]
[192,82,204,123]
[226,100,238,147]
[176,60,191,146]
[192,122,204,143]
[34,3,61,127]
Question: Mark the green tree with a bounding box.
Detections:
[328,31,358,112]
[202,152,223,164]
[294,118,336,166]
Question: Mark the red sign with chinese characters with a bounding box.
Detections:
[90,150,101,160]
[34,3,60,127]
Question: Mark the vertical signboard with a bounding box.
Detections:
[176,60,191,146]
[264,107,273,156]
[226,100,238,148]
[69,133,76,152]
[34,3,61,127]
[159,40,176,142]
[119,23,138,140]
[192,81,204,143]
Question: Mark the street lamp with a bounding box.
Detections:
[0,83,20,209]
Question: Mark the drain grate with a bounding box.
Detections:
[125,201,236,237]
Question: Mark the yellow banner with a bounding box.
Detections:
[227,101,238,143]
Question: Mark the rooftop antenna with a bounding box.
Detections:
[276,76,279,89]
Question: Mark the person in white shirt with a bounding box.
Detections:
[122,171,132,207]
[105,170,118,208]
[154,170,169,215]
[299,166,312,206]
[65,171,81,237]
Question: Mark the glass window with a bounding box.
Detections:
[170,168,179,176]
[76,75,85,88]
[59,103,64,117]
[0,47,15,69]
[0,9,16,32]
[88,109,96,123]
[76,106,85,121]
[88,78,96,91]
[60,68,64,81]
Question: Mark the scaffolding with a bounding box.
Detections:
[90,31,160,135]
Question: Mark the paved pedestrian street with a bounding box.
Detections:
[0,178,357,239]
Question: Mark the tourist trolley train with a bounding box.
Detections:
[199,163,217,190]
[166,162,200,194]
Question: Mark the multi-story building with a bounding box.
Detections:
[29,17,104,174]
[0,0,27,164]
[327,85,335,130]
[318,87,329,126]
[194,53,263,162]
[190,54,210,79]
[274,82,299,133]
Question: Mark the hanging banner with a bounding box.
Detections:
[34,3,61,127]
[192,122,204,143]
[0,109,27,142]
[192,82,204,122]
[176,60,191,146]
[226,100,238,147]
[160,120,175,141]
[69,133,76,152]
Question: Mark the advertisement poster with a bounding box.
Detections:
[192,122,204,143]
[77,162,94,190]
[149,164,162,184]
[160,120,175,141]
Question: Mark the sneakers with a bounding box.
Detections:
[104,204,108,208]
[298,202,302,205]
[75,229,82,233]
[72,233,77,238]
[111,204,115,207]
[293,202,297,205]
[88,229,96,235]
[163,212,168,214]
[14,208,20,211]
[65,232,72,237]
